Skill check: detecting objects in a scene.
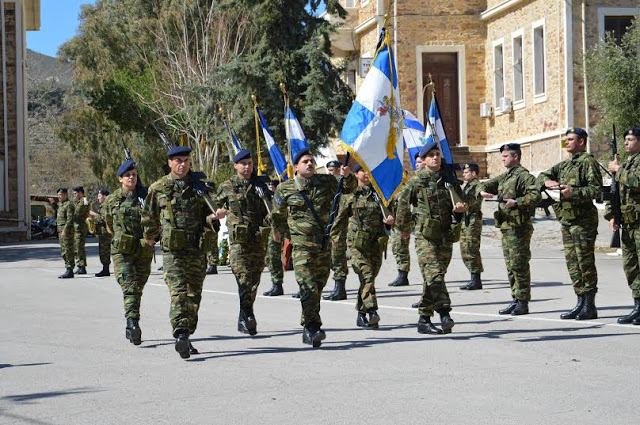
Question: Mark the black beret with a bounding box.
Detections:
[167,145,192,158]
[269,179,280,186]
[293,148,312,165]
[419,140,438,158]
[624,127,640,138]
[99,189,110,196]
[353,163,362,173]
[566,127,588,138]
[57,187,68,194]
[500,142,521,153]
[118,159,136,177]
[326,160,340,168]
[233,149,252,163]
[72,186,84,193]
[463,163,479,173]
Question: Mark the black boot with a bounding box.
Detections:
[617,298,640,324]
[499,299,518,315]
[411,301,419,308]
[327,280,346,301]
[175,331,190,359]
[576,291,597,320]
[633,316,640,325]
[291,291,300,298]
[58,268,74,279]
[263,283,284,296]
[439,312,454,334]
[302,324,325,347]
[465,273,482,290]
[75,266,87,275]
[322,280,339,300]
[237,310,257,335]
[126,318,142,345]
[356,312,369,328]
[388,270,409,287]
[417,316,443,334]
[368,310,380,329]
[560,294,584,319]
[188,342,199,355]
[95,265,110,277]
[511,300,529,316]
[206,265,218,275]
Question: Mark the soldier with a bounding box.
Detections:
[104,161,153,345]
[459,163,485,290]
[331,163,394,328]
[263,179,285,297]
[537,128,602,320]
[72,186,89,275]
[213,149,271,335]
[89,189,112,277]
[206,243,219,275]
[396,141,465,334]
[56,188,75,279]
[480,143,541,315]
[272,149,355,347]
[607,127,640,325]
[142,146,216,359]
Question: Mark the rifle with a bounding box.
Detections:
[120,140,148,207]
[324,152,350,249]
[609,125,622,248]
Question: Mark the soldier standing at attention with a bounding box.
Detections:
[56,188,75,279]
[607,127,640,325]
[537,128,602,320]
[213,149,270,335]
[396,141,465,334]
[459,163,485,290]
[104,161,153,345]
[272,149,355,347]
[480,143,541,316]
[263,179,285,297]
[72,186,89,275]
[89,189,112,277]
[331,163,394,328]
[142,146,216,359]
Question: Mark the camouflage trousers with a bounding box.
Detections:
[561,222,597,295]
[460,214,483,274]
[331,235,349,281]
[501,225,533,301]
[74,224,87,267]
[350,245,382,313]
[219,238,229,266]
[292,242,331,327]
[230,241,267,313]
[265,233,283,285]
[206,233,219,267]
[58,228,75,269]
[113,251,152,320]
[98,234,112,266]
[415,234,453,317]
[390,227,410,272]
[163,249,206,337]
[621,224,640,299]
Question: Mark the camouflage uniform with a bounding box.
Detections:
[94,201,112,268]
[481,165,541,301]
[330,175,349,281]
[272,174,356,328]
[142,174,213,337]
[73,198,89,267]
[56,199,75,269]
[104,188,153,320]
[390,199,411,272]
[396,169,461,318]
[206,233,219,267]
[460,178,484,274]
[219,237,229,265]
[266,230,284,285]
[538,152,602,295]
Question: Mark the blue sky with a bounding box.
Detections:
[26,1,95,57]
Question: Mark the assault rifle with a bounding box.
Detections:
[609,125,622,248]
[121,140,148,206]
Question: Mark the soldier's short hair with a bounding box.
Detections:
[500,143,521,158]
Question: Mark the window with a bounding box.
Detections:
[345,0,356,7]
[512,31,524,105]
[532,20,546,101]
[604,16,634,45]
[493,39,504,110]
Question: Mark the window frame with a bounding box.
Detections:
[493,38,506,113]
[532,19,547,104]
[511,28,525,109]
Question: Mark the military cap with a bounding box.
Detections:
[269,179,280,187]
[500,142,521,153]
[326,160,340,169]
[72,186,84,193]
[353,163,363,173]
[293,148,312,165]
[233,149,252,163]
[99,189,110,196]
[419,139,438,158]
[57,187,68,194]
[167,145,192,158]
[118,159,136,177]
[463,163,479,173]
[624,127,640,138]
[566,127,588,139]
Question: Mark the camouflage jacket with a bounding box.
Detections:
[331,185,388,244]
[56,199,74,234]
[463,178,483,218]
[214,175,269,243]
[92,201,110,236]
[104,188,146,254]
[73,198,89,227]
[537,151,602,225]
[605,152,640,223]
[272,173,356,247]
[481,164,541,229]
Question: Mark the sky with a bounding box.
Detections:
[26,1,95,57]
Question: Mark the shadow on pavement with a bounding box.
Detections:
[1,387,104,404]
[453,298,559,308]
[0,362,50,370]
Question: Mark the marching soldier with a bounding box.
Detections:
[205,180,220,276]
[607,127,640,325]
[480,143,541,315]
[459,163,485,290]
[396,141,465,334]
[104,161,153,345]
[213,149,271,335]
[89,189,112,277]
[142,146,216,359]
[72,186,89,275]
[56,188,75,279]
[263,179,285,297]
[323,159,349,301]
[537,128,602,320]
[331,164,394,328]
[272,149,355,347]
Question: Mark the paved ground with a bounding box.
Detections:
[1,213,638,424]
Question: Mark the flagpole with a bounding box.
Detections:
[251,95,267,176]
[280,83,294,180]
[218,106,237,161]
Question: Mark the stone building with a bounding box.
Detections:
[326,0,639,177]
[0,0,40,242]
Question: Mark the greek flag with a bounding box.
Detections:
[284,107,310,167]
[424,96,453,165]
[340,27,403,206]
[256,107,288,179]
[403,110,426,171]
[223,119,243,154]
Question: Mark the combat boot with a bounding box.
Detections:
[263,283,284,296]
[95,265,110,277]
[58,268,74,279]
[188,342,199,355]
[368,310,380,329]
[411,301,419,308]
[237,310,258,336]
[511,300,529,316]
[465,273,483,290]
[292,291,300,298]
[322,280,339,300]
[126,318,142,345]
[417,316,443,334]
[632,316,640,325]
[74,266,87,275]
[302,324,326,348]
[327,280,346,301]
[388,270,409,287]
[499,299,518,315]
[356,312,370,328]
[439,311,454,334]
[576,291,597,320]
[206,265,218,275]
[617,298,640,324]
[175,331,190,359]
[560,294,584,319]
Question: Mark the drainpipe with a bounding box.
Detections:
[1,1,8,212]
[582,0,590,152]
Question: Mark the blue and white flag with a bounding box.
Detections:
[256,107,288,179]
[424,96,454,165]
[403,110,426,171]
[285,107,310,166]
[223,119,243,154]
[340,27,404,206]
